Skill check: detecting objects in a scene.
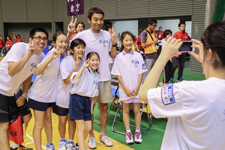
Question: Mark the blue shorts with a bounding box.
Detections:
[28,98,55,111]
[69,94,91,121]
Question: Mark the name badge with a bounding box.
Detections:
[161,84,176,105]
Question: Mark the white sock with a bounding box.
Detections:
[68,139,73,142]
[136,129,140,133]
[126,129,131,133]
[11,143,19,149]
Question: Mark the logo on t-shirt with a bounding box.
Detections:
[161,84,175,105]
[99,40,108,47]
[30,63,37,72]
[131,59,139,67]
[93,80,99,89]
[142,63,146,69]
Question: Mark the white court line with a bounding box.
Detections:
[26,133,45,149]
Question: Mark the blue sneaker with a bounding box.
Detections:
[169,77,173,83]
[177,77,184,82]
[45,143,56,150]
[58,139,67,150]
[66,141,75,150]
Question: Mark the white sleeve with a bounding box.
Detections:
[6,44,26,63]
[147,83,184,118]
[111,55,121,76]
[70,69,86,85]
[60,59,71,80]
[139,54,147,74]
[37,51,52,74]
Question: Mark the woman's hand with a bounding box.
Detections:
[188,39,203,63]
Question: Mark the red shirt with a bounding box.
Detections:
[0,40,3,48]
[135,35,141,51]
[173,31,190,41]
[5,40,13,46]
[69,32,78,41]
[15,39,23,43]
[155,30,164,40]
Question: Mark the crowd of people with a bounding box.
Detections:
[0,6,225,150]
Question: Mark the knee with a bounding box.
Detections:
[24,113,32,124]
[100,103,108,112]
[85,125,92,132]
[34,122,44,129]
[123,107,130,114]
[59,119,66,126]
[133,108,140,115]
[45,117,52,125]
[0,122,9,131]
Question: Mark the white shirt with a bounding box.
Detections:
[71,29,112,82]
[28,48,60,103]
[111,50,147,100]
[55,56,84,108]
[147,77,225,150]
[70,69,99,98]
[0,43,44,96]
[159,39,166,47]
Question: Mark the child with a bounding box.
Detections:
[53,38,85,150]
[70,52,100,150]
[111,31,147,144]
[27,31,68,150]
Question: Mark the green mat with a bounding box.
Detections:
[92,68,205,150]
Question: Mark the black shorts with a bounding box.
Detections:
[69,94,91,121]
[53,104,69,116]
[0,93,31,122]
[28,98,55,111]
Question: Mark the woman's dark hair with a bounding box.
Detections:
[120,31,135,52]
[86,52,100,73]
[201,21,225,69]
[87,7,104,20]
[17,34,21,38]
[75,22,85,30]
[49,31,67,51]
[29,27,49,39]
[163,29,172,38]
[7,36,12,40]
[14,35,18,39]
[70,38,86,55]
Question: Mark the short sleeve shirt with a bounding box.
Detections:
[147,78,225,149]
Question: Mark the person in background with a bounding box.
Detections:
[0,36,3,50]
[136,29,145,52]
[69,22,85,42]
[5,36,13,47]
[17,34,23,43]
[155,26,164,40]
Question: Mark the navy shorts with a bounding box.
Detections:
[28,98,55,111]
[0,93,31,122]
[53,104,68,116]
[69,94,91,121]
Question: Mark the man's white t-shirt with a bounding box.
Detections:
[71,29,112,82]
[28,48,60,103]
[148,77,225,150]
[111,50,147,100]
[159,39,166,47]
[55,56,84,108]
[0,43,44,96]
[70,69,99,98]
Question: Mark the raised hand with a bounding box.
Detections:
[82,59,89,69]
[109,27,117,45]
[75,56,82,67]
[28,38,37,57]
[50,49,61,60]
[67,16,77,33]
[189,39,202,63]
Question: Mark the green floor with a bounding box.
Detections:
[93,68,205,150]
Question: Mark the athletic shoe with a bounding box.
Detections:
[75,143,88,150]
[88,136,97,149]
[134,132,143,144]
[58,139,67,150]
[66,141,75,150]
[10,144,27,150]
[169,77,173,83]
[99,135,113,147]
[125,132,134,144]
[177,77,184,82]
[45,143,56,150]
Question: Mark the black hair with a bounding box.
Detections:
[14,35,18,39]
[178,22,186,27]
[163,29,172,38]
[7,36,12,40]
[103,22,112,31]
[201,21,225,69]
[159,26,162,29]
[87,7,104,20]
[147,18,157,26]
[49,31,67,51]
[17,34,21,38]
[29,27,49,39]
[120,31,135,52]
[86,52,100,73]
[75,22,85,29]
[70,38,86,50]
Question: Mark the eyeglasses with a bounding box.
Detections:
[32,36,48,42]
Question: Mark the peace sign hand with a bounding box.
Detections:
[109,27,117,45]
[67,16,77,33]
[50,49,61,60]
[82,59,89,69]
[28,38,37,57]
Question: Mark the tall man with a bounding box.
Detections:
[172,22,190,82]
[69,7,117,149]
[0,27,48,149]
[141,18,159,82]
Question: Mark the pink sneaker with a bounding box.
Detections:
[125,132,134,144]
[135,132,142,144]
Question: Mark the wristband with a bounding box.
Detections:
[112,43,117,47]
[22,94,27,98]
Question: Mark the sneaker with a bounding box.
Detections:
[88,136,97,149]
[66,141,75,150]
[169,77,173,83]
[58,139,67,150]
[10,144,26,150]
[125,132,134,145]
[177,77,184,82]
[45,143,56,150]
[75,143,88,150]
[99,135,113,147]
[134,132,143,144]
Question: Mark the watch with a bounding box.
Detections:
[112,43,117,47]
[22,94,27,98]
